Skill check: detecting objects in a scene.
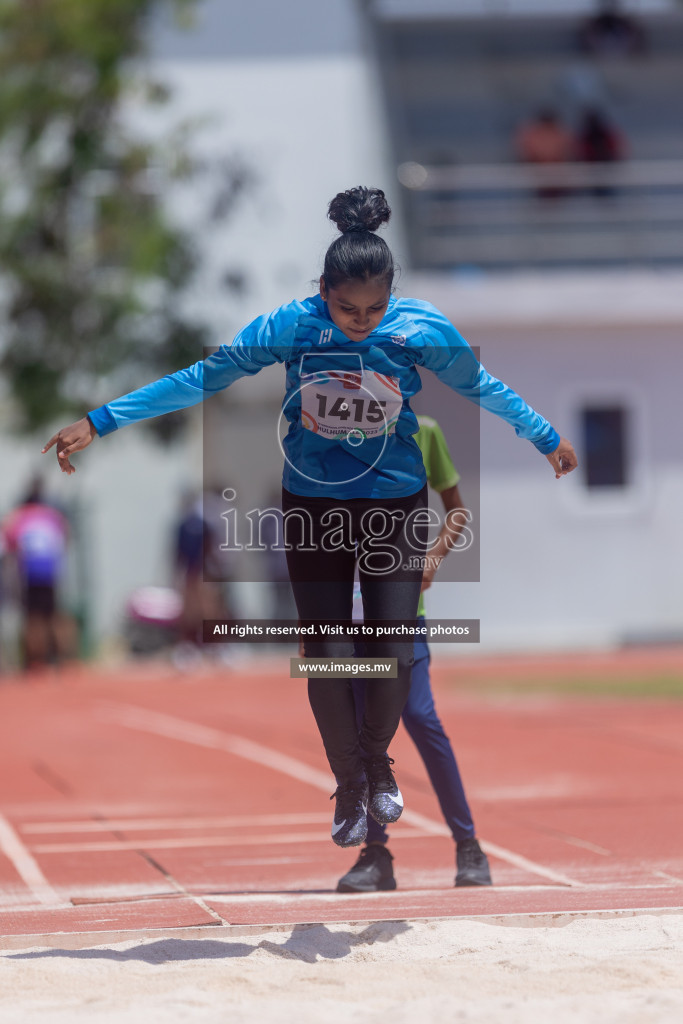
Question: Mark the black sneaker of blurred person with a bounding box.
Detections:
[455,837,492,887]
[336,843,397,892]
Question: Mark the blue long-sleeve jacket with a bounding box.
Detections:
[88,294,559,499]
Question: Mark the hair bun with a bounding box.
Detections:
[328,186,391,234]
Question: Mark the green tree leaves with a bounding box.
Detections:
[0,0,247,437]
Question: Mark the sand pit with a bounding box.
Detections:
[2,913,683,1023]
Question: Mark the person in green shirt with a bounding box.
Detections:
[338,415,491,892]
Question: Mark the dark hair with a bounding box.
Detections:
[323,186,394,290]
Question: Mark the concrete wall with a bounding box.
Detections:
[3,0,680,657]
[407,272,683,650]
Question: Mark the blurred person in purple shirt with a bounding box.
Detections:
[2,478,75,671]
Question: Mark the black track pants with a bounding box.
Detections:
[282,486,427,783]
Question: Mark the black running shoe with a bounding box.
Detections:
[330,781,369,847]
[455,838,492,887]
[336,844,397,893]
[363,755,403,824]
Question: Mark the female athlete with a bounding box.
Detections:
[43,186,577,848]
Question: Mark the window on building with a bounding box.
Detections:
[581,405,629,489]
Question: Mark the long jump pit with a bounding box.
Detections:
[1,649,682,1023]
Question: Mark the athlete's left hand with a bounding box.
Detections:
[421,571,434,593]
[42,416,96,475]
[420,561,440,592]
[546,437,578,479]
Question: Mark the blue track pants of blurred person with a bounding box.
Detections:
[353,616,476,843]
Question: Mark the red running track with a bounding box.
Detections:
[0,653,682,948]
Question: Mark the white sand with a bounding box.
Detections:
[2,914,683,1023]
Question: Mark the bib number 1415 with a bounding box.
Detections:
[315,393,386,424]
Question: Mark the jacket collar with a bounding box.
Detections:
[309,293,400,337]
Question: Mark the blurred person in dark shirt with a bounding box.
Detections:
[578,1,647,57]
[172,488,230,667]
[577,106,625,163]
[259,488,298,623]
[576,106,626,196]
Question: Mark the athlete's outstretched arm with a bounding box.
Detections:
[412,302,578,477]
[40,299,304,475]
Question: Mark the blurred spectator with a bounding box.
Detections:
[172,488,230,667]
[558,59,609,117]
[517,107,574,165]
[516,108,575,198]
[1,477,76,671]
[576,106,626,197]
[578,1,647,57]
[258,488,297,623]
[174,490,210,652]
[200,483,237,596]
[577,106,625,164]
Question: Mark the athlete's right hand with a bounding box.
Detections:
[42,416,97,475]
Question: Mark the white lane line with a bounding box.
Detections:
[0,814,62,906]
[99,701,583,888]
[2,878,677,917]
[553,835,612,856]
[21,813,331,834]
[196,881,683,904]
[29,828,430,854]
[99,701,335,789]
[391,807,581,888]
[477,841,581,888]
[652,870,683,885]
[205,887,567,904]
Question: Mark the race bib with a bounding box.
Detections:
[300,368,403,441]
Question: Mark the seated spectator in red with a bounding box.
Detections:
[516,108,574,198]
[517,108,574,165]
